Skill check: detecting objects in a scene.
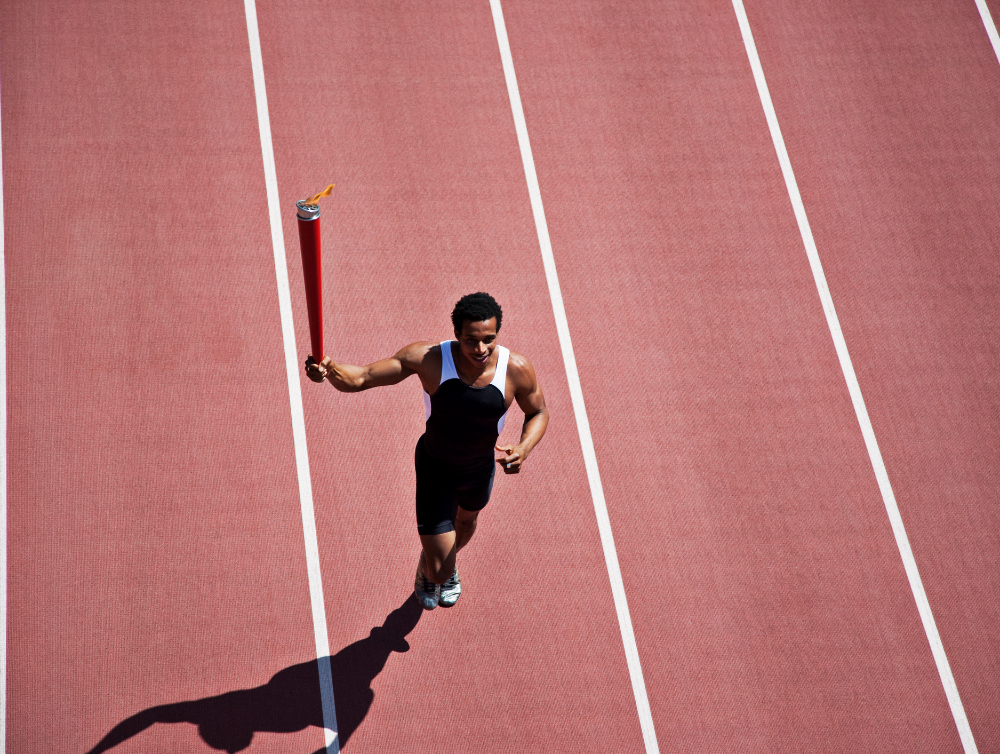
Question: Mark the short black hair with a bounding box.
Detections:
[451,292,502,334]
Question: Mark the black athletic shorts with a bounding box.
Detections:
[414,436,496,536]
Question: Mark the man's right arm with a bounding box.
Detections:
[305,341,435,392]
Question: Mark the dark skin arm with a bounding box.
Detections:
[493,351,548,474]
[304,342,440,394]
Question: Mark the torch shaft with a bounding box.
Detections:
[296,209,324,361]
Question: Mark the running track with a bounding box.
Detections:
[2,0,999,752]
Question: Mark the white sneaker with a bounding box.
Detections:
[414,563,440,610]
[439,568,461,607]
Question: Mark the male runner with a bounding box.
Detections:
[305,292,548,610]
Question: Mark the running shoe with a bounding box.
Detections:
[414,562,440,610]
[439,567,461,607]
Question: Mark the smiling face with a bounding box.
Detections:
[455,317,499,370]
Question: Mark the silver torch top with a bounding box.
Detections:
[296,200,321,221]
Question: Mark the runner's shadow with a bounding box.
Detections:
[85,596,422,753]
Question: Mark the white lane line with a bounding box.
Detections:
[242,2,339,752]
[975,0,1000,67]
[0,55,7,754]
[488,2,660,751]
[731,2,979,751]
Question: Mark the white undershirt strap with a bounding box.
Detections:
[491,347,510,392]
[493,347,510,434]
[439,339,459,385]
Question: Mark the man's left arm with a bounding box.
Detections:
[495,352,549,474]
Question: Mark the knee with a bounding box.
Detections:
[421,552,453,584]
[426,562,452,584]
[455,517,477,534]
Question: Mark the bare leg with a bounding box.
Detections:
[454,507,479,553]
[419,530,456,585]
[419,508,481,584]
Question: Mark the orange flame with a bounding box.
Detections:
[302,184,335,206]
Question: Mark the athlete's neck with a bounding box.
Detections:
[452,341,496,387]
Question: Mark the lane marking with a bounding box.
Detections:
[488,2,660,751]
[974,0,1000,67]
[731,2,979,751]
[242,2,339,751]
[0,55,7,754]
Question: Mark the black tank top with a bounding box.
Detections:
[422,341,510,470]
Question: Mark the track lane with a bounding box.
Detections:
[742,0,1000,748]
[257,0,645,750]
[1,1,323,751]
[499,0,964,750]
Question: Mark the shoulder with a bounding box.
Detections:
[395,340,441,367]
[396,340,439,359]
[505,349,538,387]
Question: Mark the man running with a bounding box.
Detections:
[305,292,549,610]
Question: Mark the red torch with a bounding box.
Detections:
[296,184,334,362]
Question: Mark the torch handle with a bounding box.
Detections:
[296,209,324,361]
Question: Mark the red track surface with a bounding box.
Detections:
[744,2,1000,747]
[2,0,998,752]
